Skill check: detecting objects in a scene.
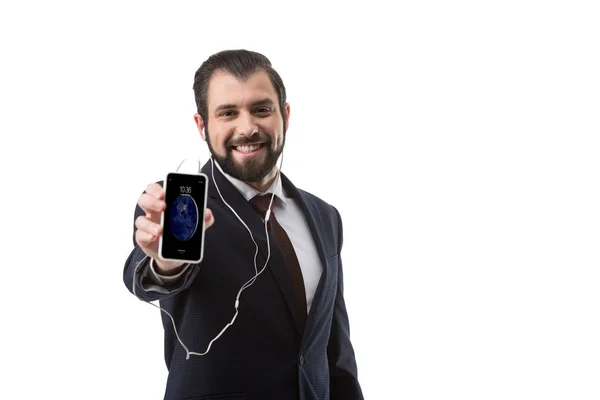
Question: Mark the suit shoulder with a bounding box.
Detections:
[296,188,339,216]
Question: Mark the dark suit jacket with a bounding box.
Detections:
[123,161,363,400]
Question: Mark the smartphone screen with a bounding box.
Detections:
[159,172,208,263]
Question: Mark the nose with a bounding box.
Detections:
[234,111,258,137]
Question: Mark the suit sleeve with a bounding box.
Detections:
[122,190,201,302]
[327,207,364,400]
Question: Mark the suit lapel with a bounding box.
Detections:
[202,161,303,334]
[280,174,332,335]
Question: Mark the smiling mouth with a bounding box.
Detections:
[232,143,265,154]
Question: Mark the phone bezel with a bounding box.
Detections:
[158,171,209,263]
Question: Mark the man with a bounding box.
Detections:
[123,49,363,400]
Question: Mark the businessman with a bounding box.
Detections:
[123,49,363,400]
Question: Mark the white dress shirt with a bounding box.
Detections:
[149,161,324,312]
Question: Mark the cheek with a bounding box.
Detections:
[266,120,285,146]
[207,127,231,150]
[276,131,285,147]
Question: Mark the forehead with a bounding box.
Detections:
[206,70,278,109]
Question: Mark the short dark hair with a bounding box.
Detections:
[192,49,287,131]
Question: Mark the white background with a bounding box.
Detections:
[1,1,599,399]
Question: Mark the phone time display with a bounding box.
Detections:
[180,186,192,194]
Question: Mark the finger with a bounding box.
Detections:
[135,215,163,237]
[145,183,165,199]
[204,208,214,229]
[135,228,158,248]
[138,192,166,215]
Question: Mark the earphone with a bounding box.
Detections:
[132,151,283,359]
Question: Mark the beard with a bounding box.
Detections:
[205,128,285,183]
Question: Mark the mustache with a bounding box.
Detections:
[227,134,271,147]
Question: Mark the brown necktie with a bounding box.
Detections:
[250,194,307,331]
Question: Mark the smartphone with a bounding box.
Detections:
[158,172,209,263]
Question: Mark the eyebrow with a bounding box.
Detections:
[251,98,276,108]
[214,98,276,113]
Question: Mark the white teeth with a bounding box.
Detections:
[236,144,261,153]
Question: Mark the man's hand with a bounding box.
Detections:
[134,183,214,275]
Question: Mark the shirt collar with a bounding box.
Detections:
[214,159,287,205]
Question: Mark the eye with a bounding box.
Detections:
[254,106,272,115]
[219,110,236,117]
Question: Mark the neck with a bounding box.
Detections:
[247,167,279,192]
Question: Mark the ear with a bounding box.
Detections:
[194,113,206,141]
[283,103,291,133]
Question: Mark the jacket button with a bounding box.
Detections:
[299,354,305,365]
